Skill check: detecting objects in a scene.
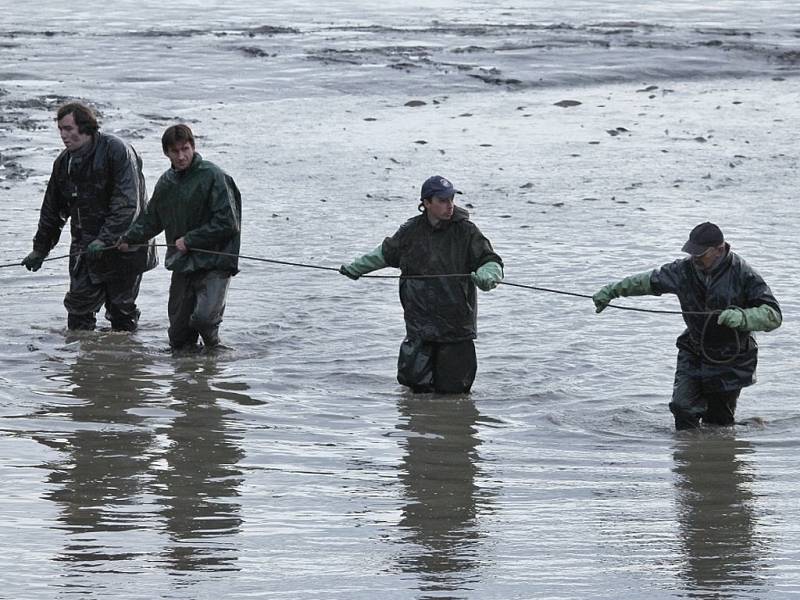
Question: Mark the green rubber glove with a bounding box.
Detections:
[340,245,387,280]
[21,250,45,272]
[717,305,782,332]
[471,261,503,291]
[593,271,653,313]
[86,239,105,256]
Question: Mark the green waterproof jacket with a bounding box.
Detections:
[124,153,241,275]
[382,206,502,343]
[650,244,781,391]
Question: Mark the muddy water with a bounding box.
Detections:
[1,1,800,598]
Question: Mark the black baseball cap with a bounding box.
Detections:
[420,175,461,200]
[682,222,724,256]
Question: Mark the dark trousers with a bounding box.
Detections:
[397,338,477,394]
[64,259,142,331]
[669,369,741,430]
[168,270,230,349]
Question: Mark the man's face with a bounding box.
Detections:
[423,194,455,222]
[165,141,195,172]
[58,113,92,152]
[691,244,724,271]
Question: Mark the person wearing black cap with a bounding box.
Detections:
[339,175,503,393]
[592,222,781,430]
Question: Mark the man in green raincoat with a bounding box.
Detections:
[119,124,241,351]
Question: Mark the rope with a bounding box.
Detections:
[6,242,744,360]
[169,246,742,360]
[0,251,81,269]
[497,280,716,316]
[5,243,721,317]
[698,308,743,365]
[156,245,713,315]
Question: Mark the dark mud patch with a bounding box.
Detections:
[125,28,208,39]
[4,96,72,110]
[233,46,274,58]
[243,25,300,36]
[0,150,36,183]
[468,70,523,87]
[109,127,154,140]
[138,113,200,124]
[554,99,582,107]
[0,30,77,39]
[0,94,111,182]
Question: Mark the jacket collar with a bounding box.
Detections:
[167,152,202,181]
[692,242,732,281]
[66,134,98,175]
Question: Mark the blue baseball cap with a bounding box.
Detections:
[420,175,461,200]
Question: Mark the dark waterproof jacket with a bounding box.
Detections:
[33,133,158,281]
[650,245,781,391]
[382,206,502,343]
[124,153,241,275]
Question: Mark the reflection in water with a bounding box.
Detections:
[36,336,157,566]
[35,337,256,584]
[395,394,493,598]
[672,434,768,598]
[156,357,251,573]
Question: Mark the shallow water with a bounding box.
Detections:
[1,1,800,598]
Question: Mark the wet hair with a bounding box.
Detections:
[161,124,195,153]
[56,102,99,135]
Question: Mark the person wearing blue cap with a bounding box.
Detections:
[592,222,782,430]
[340,175,504,393]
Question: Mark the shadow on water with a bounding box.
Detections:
[394,393,494,599]
[672,432,770,598]
[156,355,254,575]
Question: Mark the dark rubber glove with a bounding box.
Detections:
[22,250,45,272]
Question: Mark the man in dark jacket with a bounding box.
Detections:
[592,222,781,430]
[340,175,503,393]
[119,124,241,351]
[21,102,157,331]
